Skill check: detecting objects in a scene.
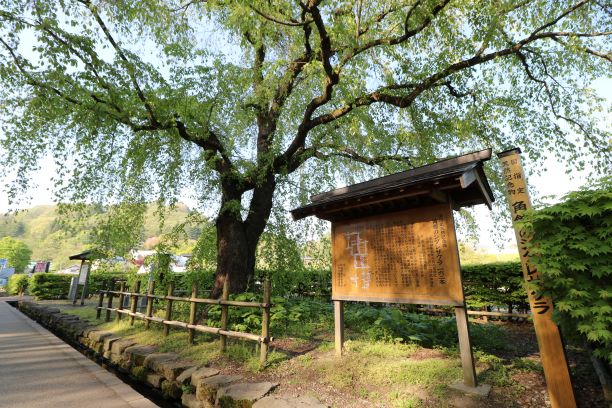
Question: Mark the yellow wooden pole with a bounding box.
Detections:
[259,278,271,365]
[188,282,197,344]
[219,278,230,352]
[497,148,576,408]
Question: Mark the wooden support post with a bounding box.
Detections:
[163,282,174,336]
[96,289,104,319]
[260,278,271,365]
[497,148,576,408]
[219,278,229,352]
[105,282,114,322]
[130,280,141,326]
[188,282,197,344]
[145,280,155,329]
[116,281,125,321]
[455,306,478,388]
[334,300,344,356]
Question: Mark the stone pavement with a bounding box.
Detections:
[0,300,158,408]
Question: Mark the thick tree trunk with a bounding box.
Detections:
[212,173,276,296]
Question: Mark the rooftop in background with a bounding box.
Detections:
[291,148,494,222]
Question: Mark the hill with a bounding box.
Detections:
[0,203,199,270]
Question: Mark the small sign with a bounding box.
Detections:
[331,203,464,306]
[0,259,7,269]
[78,263,90,285]
[34,261,49,273]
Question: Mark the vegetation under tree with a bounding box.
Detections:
[0,0,610,293]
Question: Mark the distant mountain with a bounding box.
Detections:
[0,203,201,270]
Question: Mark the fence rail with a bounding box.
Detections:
[416,307,530,322]
[95,279,272,363]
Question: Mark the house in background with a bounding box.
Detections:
[58,264,81,275]
[0,267,15,287]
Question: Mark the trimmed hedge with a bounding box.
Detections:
[29,273,73,299]
[6,274,29,296]
[462,262,528,312]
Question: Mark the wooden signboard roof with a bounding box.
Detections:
[68,250,99,261]
[291,149,494,222]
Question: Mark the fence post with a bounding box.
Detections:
[105,281,114,322]
[96,288,104,319]
[219,278,229,352]
[188,282,197,344]
[130,280,141,326]
[145,280,156,329]
[116,281,126,321]
[164,282,174,336]
[260,278,271,365]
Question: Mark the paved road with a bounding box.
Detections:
[0,300,158,408]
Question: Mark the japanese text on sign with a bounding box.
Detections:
[331,204,464,306]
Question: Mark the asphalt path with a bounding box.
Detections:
[0,299,158,408]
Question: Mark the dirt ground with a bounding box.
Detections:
[221,322,607,408]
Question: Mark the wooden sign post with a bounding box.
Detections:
[292,149,496,395]
[497,148,576,408]
[331,203,477,388]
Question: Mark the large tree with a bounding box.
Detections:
[0,0,610,293]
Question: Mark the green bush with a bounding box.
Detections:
[88,270,131,294]
[29,273,73,299]
[6,274,29,295]
[523,177,612,364]
[462,262,528,312]
[344,303,509,353]
[257,268,331,297]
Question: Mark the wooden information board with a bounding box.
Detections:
[331,203,464,306]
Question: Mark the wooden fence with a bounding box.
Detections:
[96,279,272,363]
[416,307,531,322]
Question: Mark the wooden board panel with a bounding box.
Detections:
[331,203,464,305]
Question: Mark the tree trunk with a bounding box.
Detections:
[212,173,276,296]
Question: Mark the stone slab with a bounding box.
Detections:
[182,392,210,408]
[191,366,221,384]
[196,375,242,403]
[111,338,137,355]
[143,352,179,371]
[158,360,194,381]
[449,381,491,397]
[145,373,164,389]
[103,336,122,353]
[124,345,157,366]
[216,382,278,407]
[253,396,329,408]
[177,366,199,384]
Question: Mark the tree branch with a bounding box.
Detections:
[249,5,313,27]
[340,0,451,67]
[79,0,160,127]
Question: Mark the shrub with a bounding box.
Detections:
[523,177,612,364]
[462,262,528,312]
[88,270,128,294]
[29,273,73,299]
[6,274,29,295]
